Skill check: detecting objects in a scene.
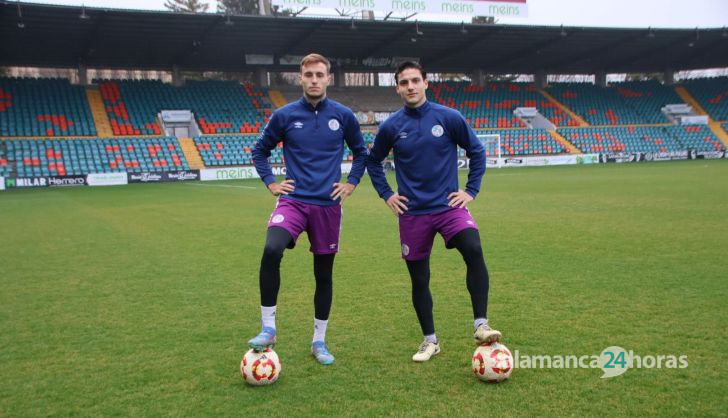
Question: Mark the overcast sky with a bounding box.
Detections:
[25,0,728,28]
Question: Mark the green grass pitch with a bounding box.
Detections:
[1,160,726,416]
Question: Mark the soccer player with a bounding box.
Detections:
[248,53,367,365]
[366,61,502,362]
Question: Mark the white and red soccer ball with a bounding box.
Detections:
[472,342,513,383]
[241,348,281,386]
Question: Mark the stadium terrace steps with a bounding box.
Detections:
[86,87,114,137]
[268,90,288,108]
[539,89,590,127]
[178,137,205,169]
[549,130,581,154]
[674,86,708,116]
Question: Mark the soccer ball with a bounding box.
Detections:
[472,342,513,383]
[241,348,281,386]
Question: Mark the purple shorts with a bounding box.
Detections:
[267,198,342,254]
[398,207,479,260]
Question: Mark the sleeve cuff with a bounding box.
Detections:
[262,175,276,186]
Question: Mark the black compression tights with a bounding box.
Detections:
[406,228,490,335]
[259,226,335,320]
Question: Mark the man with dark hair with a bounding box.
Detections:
[366,61,502,362]
[248,53,367,365]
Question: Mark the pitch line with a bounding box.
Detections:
[185,183,257,189]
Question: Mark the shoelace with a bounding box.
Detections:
[418,341,432,353]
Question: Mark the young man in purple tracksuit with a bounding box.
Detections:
[248,54,367,365]
[366,61,502,362]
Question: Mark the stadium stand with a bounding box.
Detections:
[545,81,682,125]
[276,86,402,113]
[559,125,724,154]
[0,141,11,177]
[427,81,579,129]
[5,137,189,177]
[476,129,568,156]
[680,77,728,121]
[0,77,97,137]
[194,135,260,167]
[194,133,370,167]
[97,79,271,136]
[665,125,726,152]
[3,76,728,176]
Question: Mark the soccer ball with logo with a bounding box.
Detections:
[472,342,513,382]
[241,348,281,386]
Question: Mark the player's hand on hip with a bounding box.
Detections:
[268,179,295,196]
[331,182,356,204]
[448,190,473,208]
[386,194,409,216]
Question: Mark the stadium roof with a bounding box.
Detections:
[2,1,728,75]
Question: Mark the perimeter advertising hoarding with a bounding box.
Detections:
[271,0,527,18]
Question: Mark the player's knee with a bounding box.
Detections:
[262,243,285,261]
[459,241,483,262]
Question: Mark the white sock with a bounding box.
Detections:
[313,318,328,343]
[474,318,487,331]
[424,334,438,344]
[261,305,276,330]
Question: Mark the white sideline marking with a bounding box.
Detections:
[185,183,257,189]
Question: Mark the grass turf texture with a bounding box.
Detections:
[1,160,726,416]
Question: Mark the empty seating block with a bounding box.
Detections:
[0,141,11,177]
[427,81,578,129]
[665,125,725,152]
[561,126,688,153]
[546,81,682,125]
[6,137,189,177]
[194,135,260,167]
[475,129,567,156]
[194,131,374,167]
[98,80,271,136]
[682,77,728,121]
[0,77,97,137]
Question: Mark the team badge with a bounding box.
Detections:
[328,119,340,131]
[402,244,410,256]
[271,214,285,224]
[293,121,303,129]
[431,125,444,137]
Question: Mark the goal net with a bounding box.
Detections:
[478,133,502,168]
